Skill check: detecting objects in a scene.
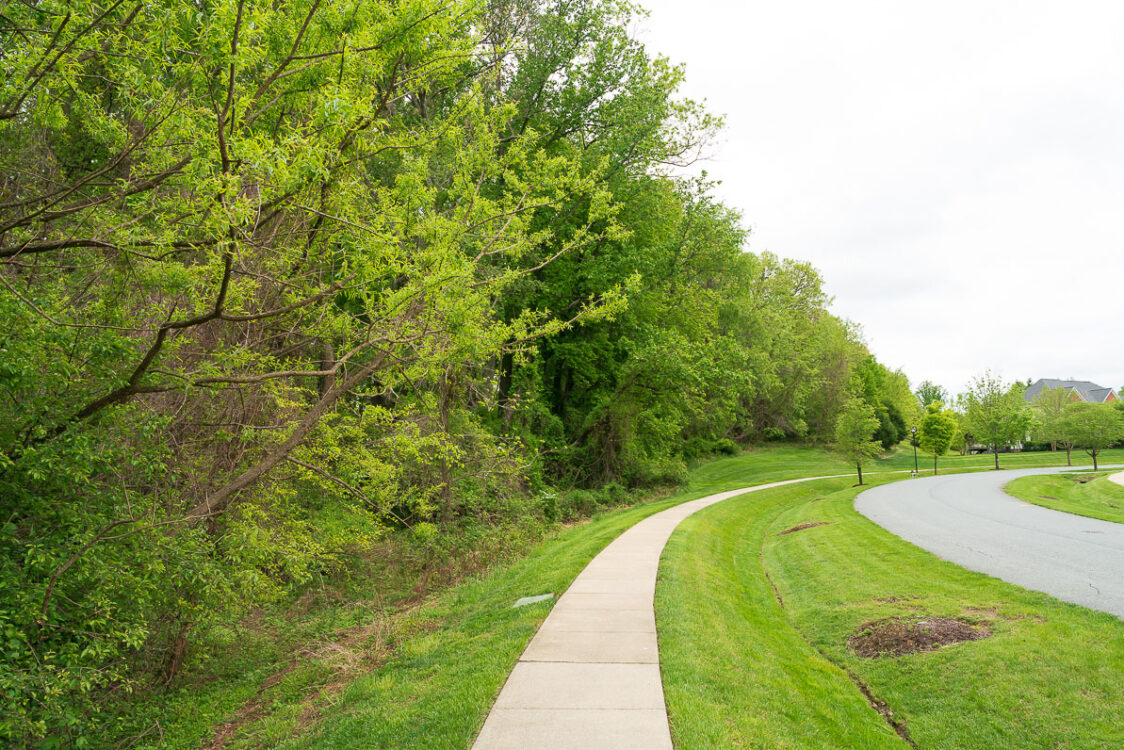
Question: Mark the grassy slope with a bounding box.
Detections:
[140,447,846,749]
[278,447,866,749]
[660,469,1124,749]
[1005,472,1124,525]
[139,444,1124,748]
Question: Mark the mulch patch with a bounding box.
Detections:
[779,521,832,535]
[848,616,990,658]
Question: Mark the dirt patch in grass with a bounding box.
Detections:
[779,521,832,535]
[848,616,990,658]
[1038,495,1059,501]
[202,607,438,749]
[961,606,1001,620]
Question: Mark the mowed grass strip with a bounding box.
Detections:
[270,448,867,749]
[1005,472,1124,525]
[659,474,1124,749]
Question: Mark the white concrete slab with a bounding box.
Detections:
[493,662,665,709]
[522,629,659,663]
[540,607,655,632]
[472,708,673,750]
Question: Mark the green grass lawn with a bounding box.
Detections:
[271,447,888,750]
[1005,471,1124,525]
[133,444,1124,748]
[659,470,1124,749]
[139,445,892,749]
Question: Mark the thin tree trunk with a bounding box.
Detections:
[933,454,938,475]
[185,348,391,521]
[318,340,335,398]
[993,445,1000,470]
[857,462,863,485]
[1066,445,1072,466]
[163,618,191,685]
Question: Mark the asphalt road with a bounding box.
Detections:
[855,466,1124,619]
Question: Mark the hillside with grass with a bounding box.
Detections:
[0,2,920,745]
[3,1,1123,747]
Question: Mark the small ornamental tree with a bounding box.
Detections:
[919,403,957,475]
[835,399,882,485]
[1063,402,1124,471]
[963,373,1032,469]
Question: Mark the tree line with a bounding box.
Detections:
[0,0,914,742]
[891,375,1124,477]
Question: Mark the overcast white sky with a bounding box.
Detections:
[637,0,1124,396]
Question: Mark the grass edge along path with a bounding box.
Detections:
[251,448,864,749]
[1005,471,1124,525]
[658,473,1124,749]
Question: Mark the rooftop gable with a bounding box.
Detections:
[1025,378,1119,403]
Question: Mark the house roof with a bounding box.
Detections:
[1024,378,1119,403]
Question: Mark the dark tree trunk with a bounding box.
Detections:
[496,350,514,415]
[933,454,938,475]
[993,445,1000,470]
[1066,444,1072,466]
[163,618,191,686]
[857,462,863,485]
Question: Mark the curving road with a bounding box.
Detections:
[855,467,1124,619]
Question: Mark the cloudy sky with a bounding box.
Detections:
[637,0,1124,396]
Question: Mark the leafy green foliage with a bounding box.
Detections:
[834,399,882,484]
[918,403,958,474]
[915,380,949,408]
[0,0,907,742]
[963,373,1032,469]
[1062,402,1124,470]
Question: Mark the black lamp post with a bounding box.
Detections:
[911,426,918,474]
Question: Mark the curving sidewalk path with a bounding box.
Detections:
[471,477,837,750]
[1110,471,1124,488]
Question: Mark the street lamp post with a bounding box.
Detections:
[911,426,918,474]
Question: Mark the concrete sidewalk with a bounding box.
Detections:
[1110,471,1124,488]
[471,478,826,750]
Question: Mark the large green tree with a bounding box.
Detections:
[0,0,914,742]
[0,0,623,738]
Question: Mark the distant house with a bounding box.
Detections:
[1023,378,1120,404]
